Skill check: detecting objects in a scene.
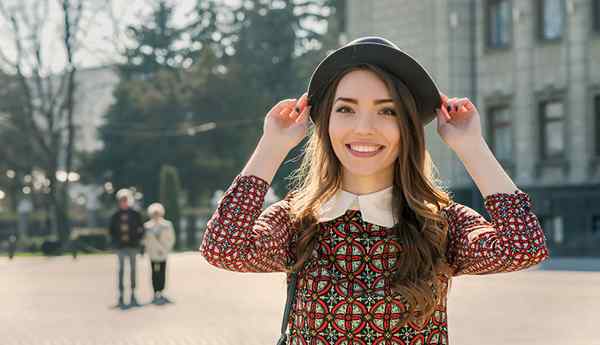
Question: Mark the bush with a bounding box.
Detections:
[77,234,108,251]
[41,240,62,255]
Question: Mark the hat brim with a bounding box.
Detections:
[307,43,441,125]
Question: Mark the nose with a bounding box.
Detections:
[353,111,376,135]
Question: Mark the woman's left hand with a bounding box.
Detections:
[436,93,484,153]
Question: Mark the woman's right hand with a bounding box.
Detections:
[262,93,310,151]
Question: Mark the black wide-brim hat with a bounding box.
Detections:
[307,36,441,125]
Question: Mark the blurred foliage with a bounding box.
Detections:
[86,0,346,212]
[159,165,182,248]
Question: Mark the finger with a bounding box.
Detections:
[445,102,454,114]
[288,107,299,120]
[453,98,474,111]
[448,97,458,106]
[447,98,460,113]
[296,93,309,113]
[290,99,307,121]
[451,102,468,114]
[440,103,452,121]
[295,105,310,124]
[439,92,449,103]
[284,108,295,120]
[273,98,297,114]
[279,104,295,118]
[444,98,455,113]
[436,109,448,129]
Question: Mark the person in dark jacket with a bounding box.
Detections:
[109,189,144,308]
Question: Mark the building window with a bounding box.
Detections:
[337,0,347,34]
[594,0,600,33]
[487,0,512,48]
[539,0,565,41]
[592,215,600,236]
[489,106,513,162]
[595,94,600,156]
[541,216,564,244]
[540,100,565,159]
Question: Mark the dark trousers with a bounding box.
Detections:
[117,248,137,297]
[151,260,167,292]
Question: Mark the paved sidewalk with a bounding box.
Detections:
[1,253,598,345]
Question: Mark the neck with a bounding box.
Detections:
[341,167,394,195]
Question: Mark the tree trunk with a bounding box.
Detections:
[187,187,198,249]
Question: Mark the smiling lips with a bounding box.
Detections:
[345,143,385,158]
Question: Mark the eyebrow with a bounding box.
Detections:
[334,97,394,105]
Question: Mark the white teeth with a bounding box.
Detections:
[349,144,381,153]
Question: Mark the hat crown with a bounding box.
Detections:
[307,36,440,125]
[347,36,399,50]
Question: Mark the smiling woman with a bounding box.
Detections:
[328,67,404,195]
[200,36,549,345]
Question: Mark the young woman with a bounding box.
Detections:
[143,202,176,304]
[200,37,549,344]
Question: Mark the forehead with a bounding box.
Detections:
[334,69,392,100]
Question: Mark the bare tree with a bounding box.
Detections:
[0,0,91,244]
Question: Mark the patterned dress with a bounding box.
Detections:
[200,174,549,344]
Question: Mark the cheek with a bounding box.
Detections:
[382,122,401,154]
[328,115,347,145]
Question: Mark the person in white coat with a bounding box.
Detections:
[143,203,176,304]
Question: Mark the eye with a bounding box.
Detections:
[379,107,397,116]
[335,105,354,114]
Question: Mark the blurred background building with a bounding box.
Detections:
[0,0,598,256]
[346,0,600,255]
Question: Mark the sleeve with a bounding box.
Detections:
[199,174,296,273]
[109,213,118,245]
[142,222,150,247]
[444,190,549,276]
[163,221,176,252]
[135,212,145,242]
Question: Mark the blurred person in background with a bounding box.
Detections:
[109,189,144,308]
[8,234,16,260]
[143,202,176,305]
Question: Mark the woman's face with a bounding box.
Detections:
[328,69,401,183]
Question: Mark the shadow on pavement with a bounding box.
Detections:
[109,298,175,311]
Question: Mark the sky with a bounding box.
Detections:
[0,0,328,76]
[0,0,204,74]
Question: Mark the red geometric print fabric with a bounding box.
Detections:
[200,174,549,344]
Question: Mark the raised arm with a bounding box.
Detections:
[200,175,296,272]
[200,94,310,273]
[443,191,549,276]
[437,95,549,275]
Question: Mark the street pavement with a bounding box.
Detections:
[1,253,599,345]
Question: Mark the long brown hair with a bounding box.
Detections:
[288,64,453,324]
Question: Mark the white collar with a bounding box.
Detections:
[317,186,395,228]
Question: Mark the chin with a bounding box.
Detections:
[340,162,393,178]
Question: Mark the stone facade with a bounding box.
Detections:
[346,0,600,255]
